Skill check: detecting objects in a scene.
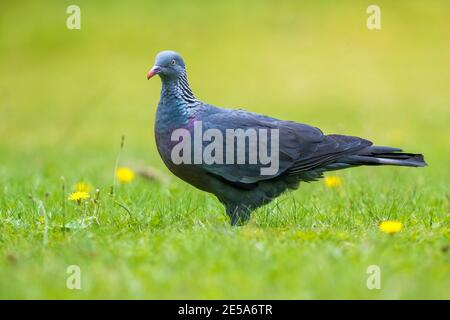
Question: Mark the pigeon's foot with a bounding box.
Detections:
[227,205,251,226]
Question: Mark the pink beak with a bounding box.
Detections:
[147,66,161,79]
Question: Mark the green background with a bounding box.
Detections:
[0,0,449,299]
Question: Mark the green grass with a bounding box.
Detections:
[0,0,449,299]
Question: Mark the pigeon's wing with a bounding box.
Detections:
[286,134,372,175]
[198,106,373,186]
[198,107,326,184]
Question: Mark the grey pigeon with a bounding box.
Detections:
[147,50,426,225]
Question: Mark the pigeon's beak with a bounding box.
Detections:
[147,66,161,79]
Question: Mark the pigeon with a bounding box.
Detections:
[147,50,426,225]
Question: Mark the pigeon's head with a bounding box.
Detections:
[147,50,186,80]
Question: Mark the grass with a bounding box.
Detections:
[0,0,449,299]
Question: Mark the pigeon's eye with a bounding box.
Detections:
[171,59,176,65]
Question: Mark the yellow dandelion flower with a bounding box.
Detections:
[324,175,342,188]
[68,191,90,202]
[73,181,91,193]
[116,167,135,183]
[379,220,402,234]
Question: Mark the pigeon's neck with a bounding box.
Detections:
[156,72,201,131]
[160,72,200,117]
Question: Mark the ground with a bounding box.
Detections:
[0,0,449,299]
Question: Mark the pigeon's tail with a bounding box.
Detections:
[339,146,427,168]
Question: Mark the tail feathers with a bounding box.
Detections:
[343,146,427,167]
[347,153,426,167]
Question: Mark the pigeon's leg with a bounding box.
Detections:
[227,205,251,226]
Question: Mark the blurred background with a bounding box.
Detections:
[1,0,448,180]
[0,0,449,299]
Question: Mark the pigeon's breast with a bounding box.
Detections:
[155,134,214,193]
[154,105,212,191]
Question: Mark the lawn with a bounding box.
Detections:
[0,0,449,299]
